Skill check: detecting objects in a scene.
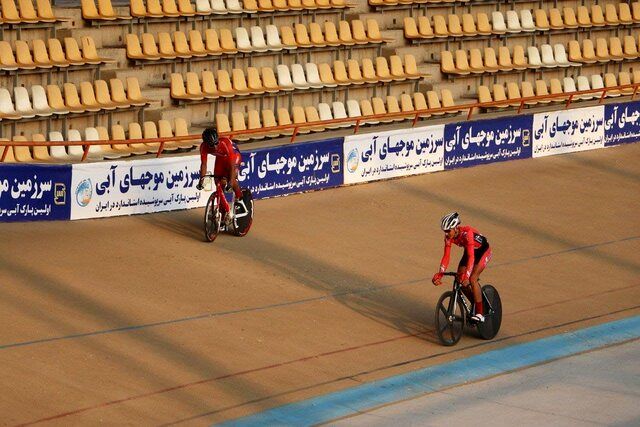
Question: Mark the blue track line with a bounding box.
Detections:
[219,315,640,427]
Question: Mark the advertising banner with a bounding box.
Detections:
[0,164,71,222]
[604,101,640,146]
[342,125,445,184]
[70,156,206,220]
[532,105,605,157]
[238,137,343,199]
[443,115,533,169]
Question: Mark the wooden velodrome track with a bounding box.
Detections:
[1,142,639,426]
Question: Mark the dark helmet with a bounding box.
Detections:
[202,127,219,148]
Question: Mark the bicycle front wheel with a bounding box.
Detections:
[204,193,221,242]
[435,291,466,346]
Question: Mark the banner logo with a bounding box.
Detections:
[347,148,359,173]
[54,183,66,205]
[75,179,92,207]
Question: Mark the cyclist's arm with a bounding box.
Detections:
[199,145,208,178]
[462,236,475,281]
[439,238,452,273]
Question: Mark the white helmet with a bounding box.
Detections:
[441,212,460,231]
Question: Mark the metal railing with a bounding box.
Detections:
[1,82,638,162]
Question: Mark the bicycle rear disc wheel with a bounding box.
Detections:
[435,291,466,346]
[232,188,254,237]
[477,285,502,340]
[204,194,221,242]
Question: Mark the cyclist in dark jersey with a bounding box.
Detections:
[432,212,492,322]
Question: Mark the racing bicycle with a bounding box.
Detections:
[202,174,253,242]
[434,272,502,346]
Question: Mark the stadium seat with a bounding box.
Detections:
[347,59,365,84]
[605,4,620,26]
[553,44,573,67]
[563,7,578,28]
[265,25,284,50]
[216,70,236,97]
[527,46,542,68]
[260,67,280,92]
[576,75,594,100]
[604,73,621,96]
[595,38,610,62]
[476,13,492,35]
[235,27,253,53]
[623,35,639,59]
[461,13,477,36]
[232,68,251,95]
[591,5,605,26]
[609,37,624,61]
[200,70,219,98]
[492,11,507,34]
[277,108,293,135]
[520,81,536,105]
[14,87,36,118]
[562,77,578,97]
[291,63,311,89]
[346,99,361,118]
[511,45,527,70]
[497,46,513,71]
[506,10,522,33]
[418,16,434,38]
[31,85,53,116]
[46,84,73,114]
[577,6,592,27]
[535,79,551,103]
[305,63,323,88]
[292,106,311,133]
[11,136,33,163]
[46,131,71,161]
[549,8,564,29]
[454,50,471,74]
[464,48,481,74]
[540,44,558,67]
[371,97,391,122]
[276,64,295,90]
[619,2,633,24]
[534,9,550,30]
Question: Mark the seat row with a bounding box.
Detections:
[89,0,352,21]
[404,3,640,41]
[369,0,469,7]
[0,37,113,71]
[0,0,69,25]
[215,89,459,140]
[477,71,640,108]
[441,44,577,76]
[171,55,423,101]
[543,3,640,29]
[568,36,640,63]
[126,20,383,61]
[0,78,149,121]
[1,119,192,163]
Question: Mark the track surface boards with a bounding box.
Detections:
[1,143,639,425]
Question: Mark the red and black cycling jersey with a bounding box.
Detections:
[439,225,490,280]
[200,136,241,178]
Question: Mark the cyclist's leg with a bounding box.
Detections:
[230,154,243,200]
[214,177,230,215]
[456,257,474,302]
[469,247,492,316]
[230,165,242,200]
[214,161,232,214]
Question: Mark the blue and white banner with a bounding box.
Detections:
[343,125,445,184]
[533,106,605,157]
[443,115,532,169]
[70,157,205,220]
[604,101,640,146]
[238,137,343,199]
[0,164,71,221]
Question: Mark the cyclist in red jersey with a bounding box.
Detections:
[432,212,492,323]
[196,128,243,226]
